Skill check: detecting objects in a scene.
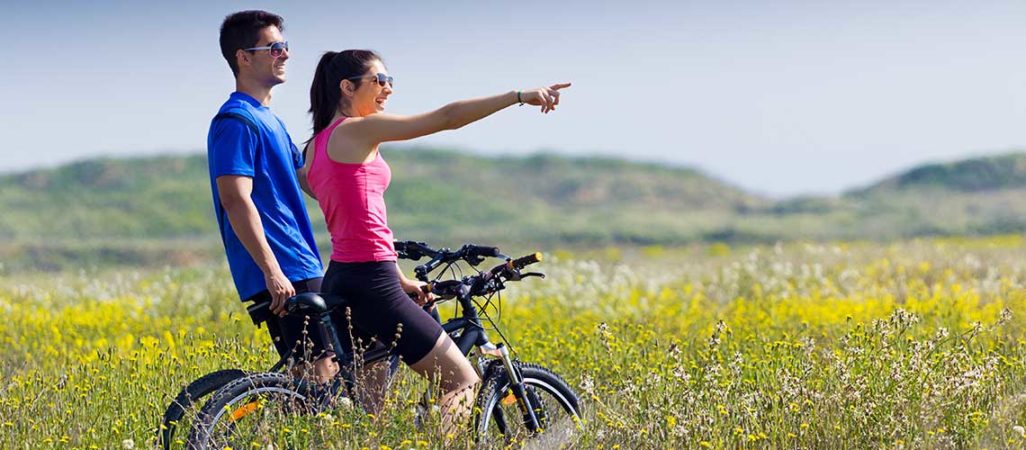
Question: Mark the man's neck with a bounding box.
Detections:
[235,78,273,106]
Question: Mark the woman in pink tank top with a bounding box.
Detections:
[302,49,570,437]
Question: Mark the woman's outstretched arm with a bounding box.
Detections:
[343,83,571,145]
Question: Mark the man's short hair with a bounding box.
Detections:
[219,10,284,77]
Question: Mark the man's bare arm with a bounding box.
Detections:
[216,175,295,315]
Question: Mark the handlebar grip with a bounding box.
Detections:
[468,245,501,258]
[512,252,544,269]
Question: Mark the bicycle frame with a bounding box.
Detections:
[322,292,496,387]
[310,284,542,431]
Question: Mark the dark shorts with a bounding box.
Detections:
[322,261,444,364]
[246,277,330,363]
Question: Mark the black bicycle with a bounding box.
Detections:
[157,241,449,449]
[178,242,582,448]
[158,241,469,448]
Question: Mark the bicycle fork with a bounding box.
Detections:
[480,342,541,433]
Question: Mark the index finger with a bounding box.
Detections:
[549,82,572,91]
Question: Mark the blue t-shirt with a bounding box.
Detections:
[207,92,323,300]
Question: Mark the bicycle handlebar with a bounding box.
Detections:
[395,241,544,303]
[395,240,509,281]
[424,252,545,301]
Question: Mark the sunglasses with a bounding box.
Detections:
[346,73,394,88]
[243,41,289,58]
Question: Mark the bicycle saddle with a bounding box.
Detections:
[286,292,350,316]
[246,293,351,325]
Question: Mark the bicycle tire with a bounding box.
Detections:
[475,362,583,446]
[186,372,315,450]
[160,369,247,450]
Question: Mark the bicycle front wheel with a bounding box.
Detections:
[475,362,583,446]
[186,372,322,450]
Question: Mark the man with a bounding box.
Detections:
[207,10,334,379]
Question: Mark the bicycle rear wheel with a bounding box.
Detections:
[160,369,247,450]
[186,372,323,450]
[475,363,583,447]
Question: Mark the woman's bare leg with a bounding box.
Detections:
[408,334,481,436]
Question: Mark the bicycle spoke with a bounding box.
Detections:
[206,388,315,448]
[479,372,581,446]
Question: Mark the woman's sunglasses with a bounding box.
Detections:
[346,73,394,88]
[243,41,289,58]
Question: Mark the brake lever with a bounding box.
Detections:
[520,272,546,279]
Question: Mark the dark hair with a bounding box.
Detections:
[219,10,284,77]
[309,50,382,140]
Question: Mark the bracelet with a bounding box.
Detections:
[516,91,523,106]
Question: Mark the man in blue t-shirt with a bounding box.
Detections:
[207,10,332,378]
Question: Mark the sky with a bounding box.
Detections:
[5,0,1026,196]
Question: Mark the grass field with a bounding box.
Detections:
[3,237,1026,448]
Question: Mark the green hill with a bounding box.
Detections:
[0,148,766,271]
[3,149,1026,272]
[853,153,1026,194]
[839,153,1026,237]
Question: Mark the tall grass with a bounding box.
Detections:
[2,237,1026,448]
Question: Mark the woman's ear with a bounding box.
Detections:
[339,79,351,96]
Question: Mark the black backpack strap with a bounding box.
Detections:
[213,111,259,135]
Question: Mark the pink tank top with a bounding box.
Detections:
[308,118,397,262]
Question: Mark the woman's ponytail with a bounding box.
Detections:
[309,51,342,142]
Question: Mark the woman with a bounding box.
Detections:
[304,49,569,434]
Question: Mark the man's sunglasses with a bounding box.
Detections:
[346,73,394,88]
[243,41,289,58]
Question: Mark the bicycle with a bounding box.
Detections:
[157,241,437,449]
[184,242,582,448]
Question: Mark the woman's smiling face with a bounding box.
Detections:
[346,59,393,117]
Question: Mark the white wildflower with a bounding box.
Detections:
[998,308,1013,326]
[674,366,691,383]
[580,375,595,394]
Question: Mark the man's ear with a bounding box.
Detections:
[235,49,251,71]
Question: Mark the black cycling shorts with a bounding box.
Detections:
[246,277,330,363]
[322,261,444,364]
